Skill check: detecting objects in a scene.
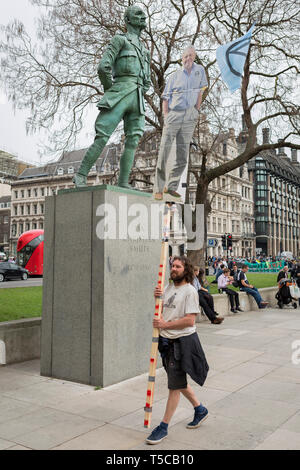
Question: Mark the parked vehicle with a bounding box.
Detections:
[0,262,29,282]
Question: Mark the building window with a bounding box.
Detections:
[12,225,17,236]
[34,204,38,215]
[33,223,37,229]
[28,189,31,197]
[40,204,44,214]
[41,188,45,197]
[68,167,74,174]
[57,168,64,175]
[14,206,18,216]
[27,205,31,215]
[34,188,38,197]
[4,216,8,224]
[40,222,44,229]
[14,191,18,199]
[20,205,24,215]
[256,173,267,182]
[21,190,24,198]
[25,223,30,231]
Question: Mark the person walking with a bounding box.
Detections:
[146,256,209,445]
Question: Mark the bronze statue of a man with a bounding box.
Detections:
[73,5,150,188]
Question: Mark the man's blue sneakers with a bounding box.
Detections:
[186,404,208,429]
[146,422,168,445]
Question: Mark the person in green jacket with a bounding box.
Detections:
[73,5,151,189]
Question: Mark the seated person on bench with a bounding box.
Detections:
[192,266,224,324]
[217,268,243,313]
[237,265,269,309]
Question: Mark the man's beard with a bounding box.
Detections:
[171,272,186,284]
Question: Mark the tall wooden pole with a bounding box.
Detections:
[144,203,172,428]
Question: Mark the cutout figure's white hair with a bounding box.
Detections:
[182,45,196,56]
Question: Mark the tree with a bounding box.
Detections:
[1,0,299,265]
[184,0,300,266]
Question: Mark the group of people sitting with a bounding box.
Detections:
[192,263,269,324]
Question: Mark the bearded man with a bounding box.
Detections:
[146,256,209,445]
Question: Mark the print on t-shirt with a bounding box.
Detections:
[164,293,177,309]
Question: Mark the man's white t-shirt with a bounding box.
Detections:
[160,283,200,339]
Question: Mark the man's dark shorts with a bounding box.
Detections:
[162,339,187,390]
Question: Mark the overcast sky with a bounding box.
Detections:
[1,1,45,165]
[0,0,96,166]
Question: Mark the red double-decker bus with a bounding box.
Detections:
[17,230,44,276]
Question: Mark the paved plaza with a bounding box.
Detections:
[1,307,300,450]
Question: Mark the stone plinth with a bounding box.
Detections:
[40,185,163,387]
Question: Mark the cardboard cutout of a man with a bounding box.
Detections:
[154,46,208,202]
[73,6,150,188]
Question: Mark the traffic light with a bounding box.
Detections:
[221,234,227,249]
[227,234,233,250]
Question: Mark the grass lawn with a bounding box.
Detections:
[0,287,42,323]
[0,273,278,322]
[207,273,278,295]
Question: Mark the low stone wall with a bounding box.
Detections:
[0,318,41,365]
[196,286,279,322]
[0,287,280,365]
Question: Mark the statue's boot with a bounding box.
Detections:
[73,173,87,187]
[118,147,135,189]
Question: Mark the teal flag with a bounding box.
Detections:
[216,23,255,93]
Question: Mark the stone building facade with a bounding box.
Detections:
[247,129,300,257]
[186,126,255,258]
[0,195,11,254]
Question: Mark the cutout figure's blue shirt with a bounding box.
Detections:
[162,63,208,111]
